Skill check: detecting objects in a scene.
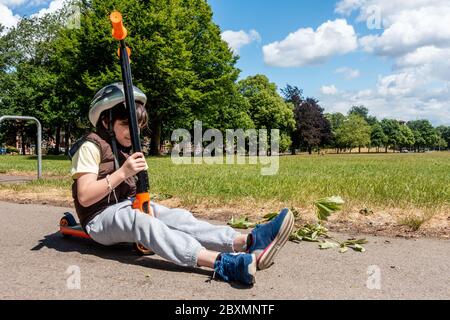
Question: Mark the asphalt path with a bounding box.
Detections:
[0,201,448,300]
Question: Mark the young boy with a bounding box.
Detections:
[70,82,295,285]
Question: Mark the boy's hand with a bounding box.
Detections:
[120,152,147,179]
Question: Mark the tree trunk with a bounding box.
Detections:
[149,117,162,156]
[308,146,312,155]
[55,126,61,155]
[64,124,70,156]
[35,132,38,156]
[21,130,26,155]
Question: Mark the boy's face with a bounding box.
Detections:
[113,119,132,147]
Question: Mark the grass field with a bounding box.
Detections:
[0,152,449,216]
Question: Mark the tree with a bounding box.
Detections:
[291,97,331,154]
[335,114,371,153]
[370,121,388,153]
[38,0,249,155]
[348,105,369,120]
[397,124,415,151]
[407,120,438,152]
[436,126,450,150]
[349,105,377,126]
[238,75,295,152]
[380,119,402,152]
[325,112,346,153]
[281,84,303,106]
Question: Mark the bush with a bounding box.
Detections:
[279,134,292,153]
[6,146,19,154]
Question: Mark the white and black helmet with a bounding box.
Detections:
[89,82,147,127]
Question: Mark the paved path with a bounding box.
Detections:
[0,174,36,184]
[0,201,448,299]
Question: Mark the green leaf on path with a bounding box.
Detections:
[314,196,345,221]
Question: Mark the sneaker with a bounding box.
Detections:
[247,208,295,270]
[213,253,257,285]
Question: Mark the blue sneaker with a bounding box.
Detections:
[248,208,295,270]
[213,253,257,285]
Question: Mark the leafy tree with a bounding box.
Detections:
[238,75,295,151]
[369,121,388,153]
[325,112,346,153]
[335,114,371,153]
[407,120,438,152]
[291,97,331,154]
[436,126,450,150]
[380,119,402,152]
[349,105,377,125]
[397,124,415,151]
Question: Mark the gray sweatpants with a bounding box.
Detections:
[85,200,240,267]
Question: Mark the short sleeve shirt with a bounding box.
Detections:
[70,141,149,180]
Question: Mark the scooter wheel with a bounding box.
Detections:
[62,212,77,227]
[60,217,71,238]
[133,243,154,256]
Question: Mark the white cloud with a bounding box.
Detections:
[0,3,20,30]
[335,0,365,16]
[335,0,447,20]
[335,67,360,79]
[359,6,450,56]
[330,0,450,125]
[335,0,450,57]
[262,19,357,67]
[377,72,425,96]
[31,0,67,18]
[321,85,339,95]
[0,0,50,7]
[0,0,27,6]
[221,29,261,54]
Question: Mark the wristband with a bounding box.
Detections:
[106,174,118,203]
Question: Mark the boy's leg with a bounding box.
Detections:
[85,201,203,267]
[86,201,257,285]
[150,202,243,253]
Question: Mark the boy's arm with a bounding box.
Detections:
[77,152,147,208]
[77,169,126,208]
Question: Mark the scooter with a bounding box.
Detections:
[59,211,154,255]
[59,11,153,256]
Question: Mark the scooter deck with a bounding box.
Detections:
[60,224,91,239]
[59,212,91,239]
[59,212,154,256]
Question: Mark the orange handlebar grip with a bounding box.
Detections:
[110,11,127,40]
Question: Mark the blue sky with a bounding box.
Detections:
[2,0,450,125]
[209,0,392,95]
[207,0,450,125]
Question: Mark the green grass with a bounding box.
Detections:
[0,152,449,212]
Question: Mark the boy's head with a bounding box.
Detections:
[89,82,148,148]
[97,102,148,148]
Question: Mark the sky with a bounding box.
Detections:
[1,0,450,126]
